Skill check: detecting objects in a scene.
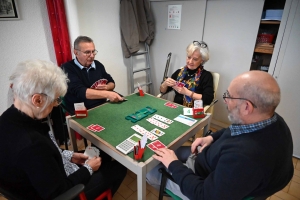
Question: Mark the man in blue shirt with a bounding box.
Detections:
[62,36,124,113]
[147,71,294,200]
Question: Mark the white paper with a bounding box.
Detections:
[167,5,182,30]
[183,108,193,115]
[174,114,197,126]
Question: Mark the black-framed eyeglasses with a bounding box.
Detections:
[35,93,63,105]
[193,41,208,48]
[223,90,257,108]
[75,49,98,56]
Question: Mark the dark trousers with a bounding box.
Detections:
[84,156,127,199]
[175,146,191,163]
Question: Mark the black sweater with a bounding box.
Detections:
[62,60,115,113]
[0,105,91,199]
[165,68,214,106]
[169,113,294,200]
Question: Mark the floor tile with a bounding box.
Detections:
[288,181,300,199]
[274,190,299,200]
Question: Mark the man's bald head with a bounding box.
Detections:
[230,71,280,114]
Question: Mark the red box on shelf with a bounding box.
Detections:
[193,108,205,119]
[75,109,88,118]
[256,34,274,44]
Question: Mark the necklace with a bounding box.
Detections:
[187,73,196,77]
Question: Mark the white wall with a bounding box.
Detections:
[66,0,129,97]
[0,0,55,114]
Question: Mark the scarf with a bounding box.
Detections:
[177,65,203,107]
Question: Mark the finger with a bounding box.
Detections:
[152,154,163,161]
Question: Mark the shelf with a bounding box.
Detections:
[254,47,274,54]
[260,20,281,24]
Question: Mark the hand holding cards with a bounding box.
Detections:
[84,146,100,159]
[175,81,185,87]
[91,79,108,89]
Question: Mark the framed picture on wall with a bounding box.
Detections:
[0,0,20,20]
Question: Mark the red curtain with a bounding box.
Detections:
[46,0,72,67]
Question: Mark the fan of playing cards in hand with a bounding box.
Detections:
[175,81,185,87]
[84,146,100,159]
[90,79,108,89]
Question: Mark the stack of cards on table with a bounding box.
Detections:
[90,79,108,89]
[176,81,185,87]
[146,117,169,129]
[86,124,105,132]
[131,124,158,141]
[152,114,173,124]
[84,146,100,159]
[164,101,178,108]
[147,140,167,152]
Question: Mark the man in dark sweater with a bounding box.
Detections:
[146,71,294,200]
[62,36,124,113]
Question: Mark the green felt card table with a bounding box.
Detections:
[66,93,211,199]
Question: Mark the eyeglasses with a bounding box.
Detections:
[75,49,98,56]
[193,41,208,48]
[223,90,257,108]
[36,93,63,105]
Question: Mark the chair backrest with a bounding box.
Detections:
[204,72,220,115]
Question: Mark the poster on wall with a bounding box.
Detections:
[167,5,182,30]
[0,0,20,20]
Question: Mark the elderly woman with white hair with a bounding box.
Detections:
[160,41,214,108]
[0,60,126,199]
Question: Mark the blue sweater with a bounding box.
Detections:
[62,60,115,112]
[169,113,294,200]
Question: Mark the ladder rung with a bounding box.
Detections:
[132,51,148,56]
[133,67,150,73]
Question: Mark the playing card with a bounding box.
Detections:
[91,124,105,132]
[147,143,157,151]
[147,140,167,152]
[164,101,178,108]
[146,117,169,129]
[150,128,165,136]
[87,124,96,131]
[131,124,157,141]
[152,114,173,124]
[84,146,100,159]
[90,81,98,89]
[176,81,185,87]
[152,140,167,149]
[100,79,108,84]
[87,124,105,132]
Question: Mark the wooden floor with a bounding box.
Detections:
[1,129,299,200]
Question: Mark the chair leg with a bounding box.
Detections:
[94,188,112,200]
[83,138,88,148]
[79,192,88,200]
[159,168,172,200]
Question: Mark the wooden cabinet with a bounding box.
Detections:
[250,0,286,72]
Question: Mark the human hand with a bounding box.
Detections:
[107,92,123,102]
[163,78,176,87]
[173,85,189,95]
[152,148,178,168]
[86,156,101,171]
[95,84,108,90]
[191,136,214,154]
[71,153,88,165]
